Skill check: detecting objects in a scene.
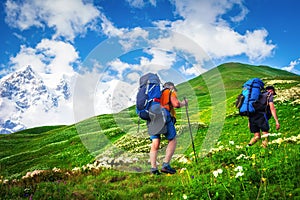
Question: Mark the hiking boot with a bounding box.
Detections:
[151,169,161,175]
[246,144,252,148]
[161,164,176,174]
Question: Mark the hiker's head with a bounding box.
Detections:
[164,82,177,91]
[266,85,276,95]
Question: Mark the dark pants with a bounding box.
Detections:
[249,112,269,133]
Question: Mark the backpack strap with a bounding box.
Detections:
[265,92,272,111]
[161,88,173,108]
[246,81,254,115]
[168,89,173,111]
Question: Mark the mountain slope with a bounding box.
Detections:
[1,62,299,176]
[0,63,299,199]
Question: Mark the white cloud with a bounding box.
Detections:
[9,45,46,73]
[22,100,74,128]
[282,58,300,74]
[100,13,126,38]
[230,2,249,23]
[119,27,150,51]
[143,49,176,70]
[95,7,208,77]
[72,69,100,121]
[179,64,206,76]
[126,71,140,82]
[5,0,100,41]
[149,0,157,7]
[5,0,43,30]
[156,0,275,62]
[126,0,156,8]
[243,29,276,61]
[103,50,174,84]
[126,0,146,8]
[12,33,26,42]
[94,79,136,115]
[72,68,136,121]
[174,0,247,24]
[94,0,275,76]
[0,98,18,121]
[99,18,150,52]
[36,39,79,75]
[9,39,79,86]
[101,0,277,77]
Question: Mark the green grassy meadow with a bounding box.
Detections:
[0,63,299,199]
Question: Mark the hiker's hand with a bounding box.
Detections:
[276,123,280,130]
[183,98,188,106]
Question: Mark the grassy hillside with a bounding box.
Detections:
[1,62,300,199]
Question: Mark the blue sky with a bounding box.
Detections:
[0,0,299,81]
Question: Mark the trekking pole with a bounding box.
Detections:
[184,97,198,163]
[137,117,140,133]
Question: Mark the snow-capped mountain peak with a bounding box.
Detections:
[0,66,74,134]
[0,66,136,134]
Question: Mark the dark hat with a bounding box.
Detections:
[164,82,177,91]
[266,85,276,95]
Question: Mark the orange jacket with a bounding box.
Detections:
[160,89,180,117]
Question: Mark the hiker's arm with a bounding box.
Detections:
[170,96,187,108]
[269,102,280,130]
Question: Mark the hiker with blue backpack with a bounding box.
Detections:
[236,78,280,148]
[149,82,188,175]
[136,74,187,175]
[247,85,280,148]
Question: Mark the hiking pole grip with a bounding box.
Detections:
[184,97,188,107]
[184,97,198,163]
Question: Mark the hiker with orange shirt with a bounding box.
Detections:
[150,82,187,175]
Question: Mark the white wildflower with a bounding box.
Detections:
[209,145,227,154]
[229,141,234,145]
[183,194,188,199]
[213,171,219,178]
[235,171,244,178]
[265,80,296,85]
[22,172,31,179]
[31,170,44,177]
[269,133,282,137]
[86,163,96,170]
[179,168,187,174]
[274,138,284,145]
[236,154,249,160]
[178,156,190,164]
[213,168,223,178]
[234,166,243,172]
[72,167,81,172]
[52,167,61,172]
